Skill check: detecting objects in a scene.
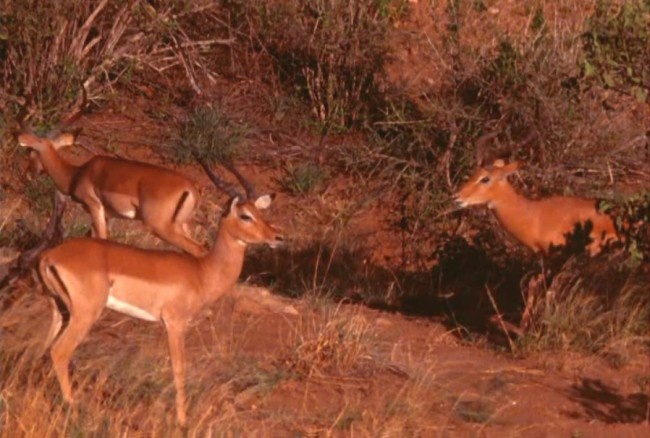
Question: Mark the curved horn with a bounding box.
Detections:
[223,161,257,200]
[513,130,537,149]
[196,156,243,200]
[58,82,89,128]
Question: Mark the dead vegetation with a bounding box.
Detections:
[1,0,649,434]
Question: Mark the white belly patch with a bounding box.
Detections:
[106,295,158,322]
[119,209,137,219]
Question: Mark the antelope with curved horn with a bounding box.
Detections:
[38,161,284,426]
[17,130,204,257]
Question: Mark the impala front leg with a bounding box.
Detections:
[87,201,108,239]
[164,317,188,427]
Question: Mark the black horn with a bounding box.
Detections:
[196,156,244,200]
[223,160,257,201]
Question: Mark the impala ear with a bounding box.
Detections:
[254,194,274,210]
[502,160,520,174]
[227,196,241,213]
[17,133,45,151]
[50,132,76,150]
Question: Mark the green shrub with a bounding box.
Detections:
[601,190,650,266]
[581,0,649,102]
[278,163,328,195]
[237,0,404,130]
[169,105,249,166]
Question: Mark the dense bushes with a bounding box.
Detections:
[0,0,225,127]
[232,0,402,130]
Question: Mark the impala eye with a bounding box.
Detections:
[479,176,490,184]
[239,214,253,222]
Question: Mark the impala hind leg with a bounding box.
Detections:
[43,271,106,404]
[163,317,188,427]
[144,190,204,256]
[152,223,204,257]
[50,309,102,403]
[520,275,542,330]
[42,296,64,356]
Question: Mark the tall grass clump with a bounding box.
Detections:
[230,0,404,131]
[0,0,223,129]
[520,257,650,364]
[168,105,249,166]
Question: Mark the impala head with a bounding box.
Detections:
[18,131,76,179]
[199,159,284,248]
[454,159,520,209]
[221,194,284,248]
[17,131,76,152]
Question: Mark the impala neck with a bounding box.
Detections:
[200,222,247,301]
[489,183,537,242]
[36,145,78,195]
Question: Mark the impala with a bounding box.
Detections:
[38,162,284,426]
[454,158,621,329]
[18,131,204,257]
[454,159,620,256]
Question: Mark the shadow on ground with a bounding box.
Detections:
[565,378,649,424]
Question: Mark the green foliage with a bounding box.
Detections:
[169,106,249,166]
[278,163,328,195]
[582,0,649,102]
[601,191,650,266]
[0,0,221,127]
[23,175,55,215]
[239,0,403,129]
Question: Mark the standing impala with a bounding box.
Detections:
[454,157,621,329]
[454,159,620,256]
[17,131,204,256]
[38,162,284,426]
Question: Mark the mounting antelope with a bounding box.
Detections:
[38,162,284,426]
[17,131,204,257]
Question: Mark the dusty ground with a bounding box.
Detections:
[0,105,647,434]
[1,279,648,435]
[1,1,649,436]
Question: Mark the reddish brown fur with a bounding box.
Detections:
[39,194,283,426]
[18,132,204,256]
[454,160,620,256]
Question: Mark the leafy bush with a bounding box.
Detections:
[235,0,404,130]
[602,191,650,266]
[581,0,649,102]
[169,105,249,166]
[278,163,328,195]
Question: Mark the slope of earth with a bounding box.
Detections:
[1,283,648,435]
[1,1,649,435]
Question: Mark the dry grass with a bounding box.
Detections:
[285,304,375,377]
[1,1,649,434]
[0,287,449,434]
[520,255,650,362]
